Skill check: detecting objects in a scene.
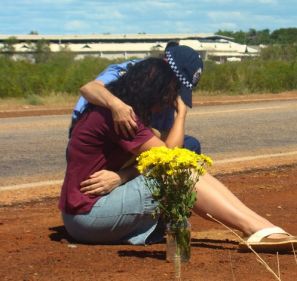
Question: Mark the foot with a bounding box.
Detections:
[239,227,297,253]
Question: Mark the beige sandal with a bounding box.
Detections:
[238,227,297,253]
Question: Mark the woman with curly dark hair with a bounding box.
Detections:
[60,47,297,251]
[68,57,180,137]
[106,58,179,127]
[60,57,185,244]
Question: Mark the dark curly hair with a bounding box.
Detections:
[106,57,180,126]
[69,58,179,138]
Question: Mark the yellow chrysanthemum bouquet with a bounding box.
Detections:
[137,146,212,262]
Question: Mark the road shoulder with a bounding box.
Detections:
[1,91,297,118]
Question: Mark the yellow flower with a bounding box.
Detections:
[137,146,212,222]
[137,147,212,224]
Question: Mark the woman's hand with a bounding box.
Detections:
[175,96,187,117]
[80,170,122,196]
[80,80,138,138]
[110,99,138,138]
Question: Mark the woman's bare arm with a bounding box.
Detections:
[80,80,138,137]
[80,166,139,196]
[132,96,187,154]
[80,96,187,194]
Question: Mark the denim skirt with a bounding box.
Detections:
[62,175,165,245]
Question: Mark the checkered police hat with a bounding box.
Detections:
[165,45,203,107]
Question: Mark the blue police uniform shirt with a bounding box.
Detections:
[72,59,174,131]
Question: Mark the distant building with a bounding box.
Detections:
[0,33,258,63]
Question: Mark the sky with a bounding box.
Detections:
[0,0,296,35]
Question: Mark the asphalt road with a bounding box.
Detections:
[1,99,297,187]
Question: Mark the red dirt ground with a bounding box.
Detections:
[1,164,297,281]
[1,92,297,280]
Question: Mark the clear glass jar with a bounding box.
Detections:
[166,219,191,263]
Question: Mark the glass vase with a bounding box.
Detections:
[166,219,191,263]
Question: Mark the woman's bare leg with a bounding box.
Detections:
[193,173,275,236]
[201,173,274,223]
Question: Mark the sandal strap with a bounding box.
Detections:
[247,227,288,243]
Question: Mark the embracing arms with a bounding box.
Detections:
[80,80,138,138]
[80,165,139,196]
[79,96,187,196]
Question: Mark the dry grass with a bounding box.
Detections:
[1,90,297,111]
[207,214,282,281]
[0,92,77,110]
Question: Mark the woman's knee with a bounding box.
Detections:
[183,135,201,154]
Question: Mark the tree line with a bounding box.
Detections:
[216,28,297,45]
[0,28,296,99]
[0,44,296,99]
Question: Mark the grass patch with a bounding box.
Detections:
[0,90,296,111]
[0,92,77,110]
[25,94,44,105]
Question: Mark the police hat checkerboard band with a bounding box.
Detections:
[165,50,193,89]
[192,68,202,86]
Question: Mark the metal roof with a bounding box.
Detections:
[0,33,233,42]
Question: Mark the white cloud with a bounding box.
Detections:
[207,11,243,21]
[0,0,295,35]
[247,0,278,4]
[145,0,176,8]
[260,0,277,3]
[167,21,192,33]
[94,10,125,20]
[65,20,89,31]
[216,22,238,30]
[200,0,233,3]
[24,0,75,3]
[201,0,278,3]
